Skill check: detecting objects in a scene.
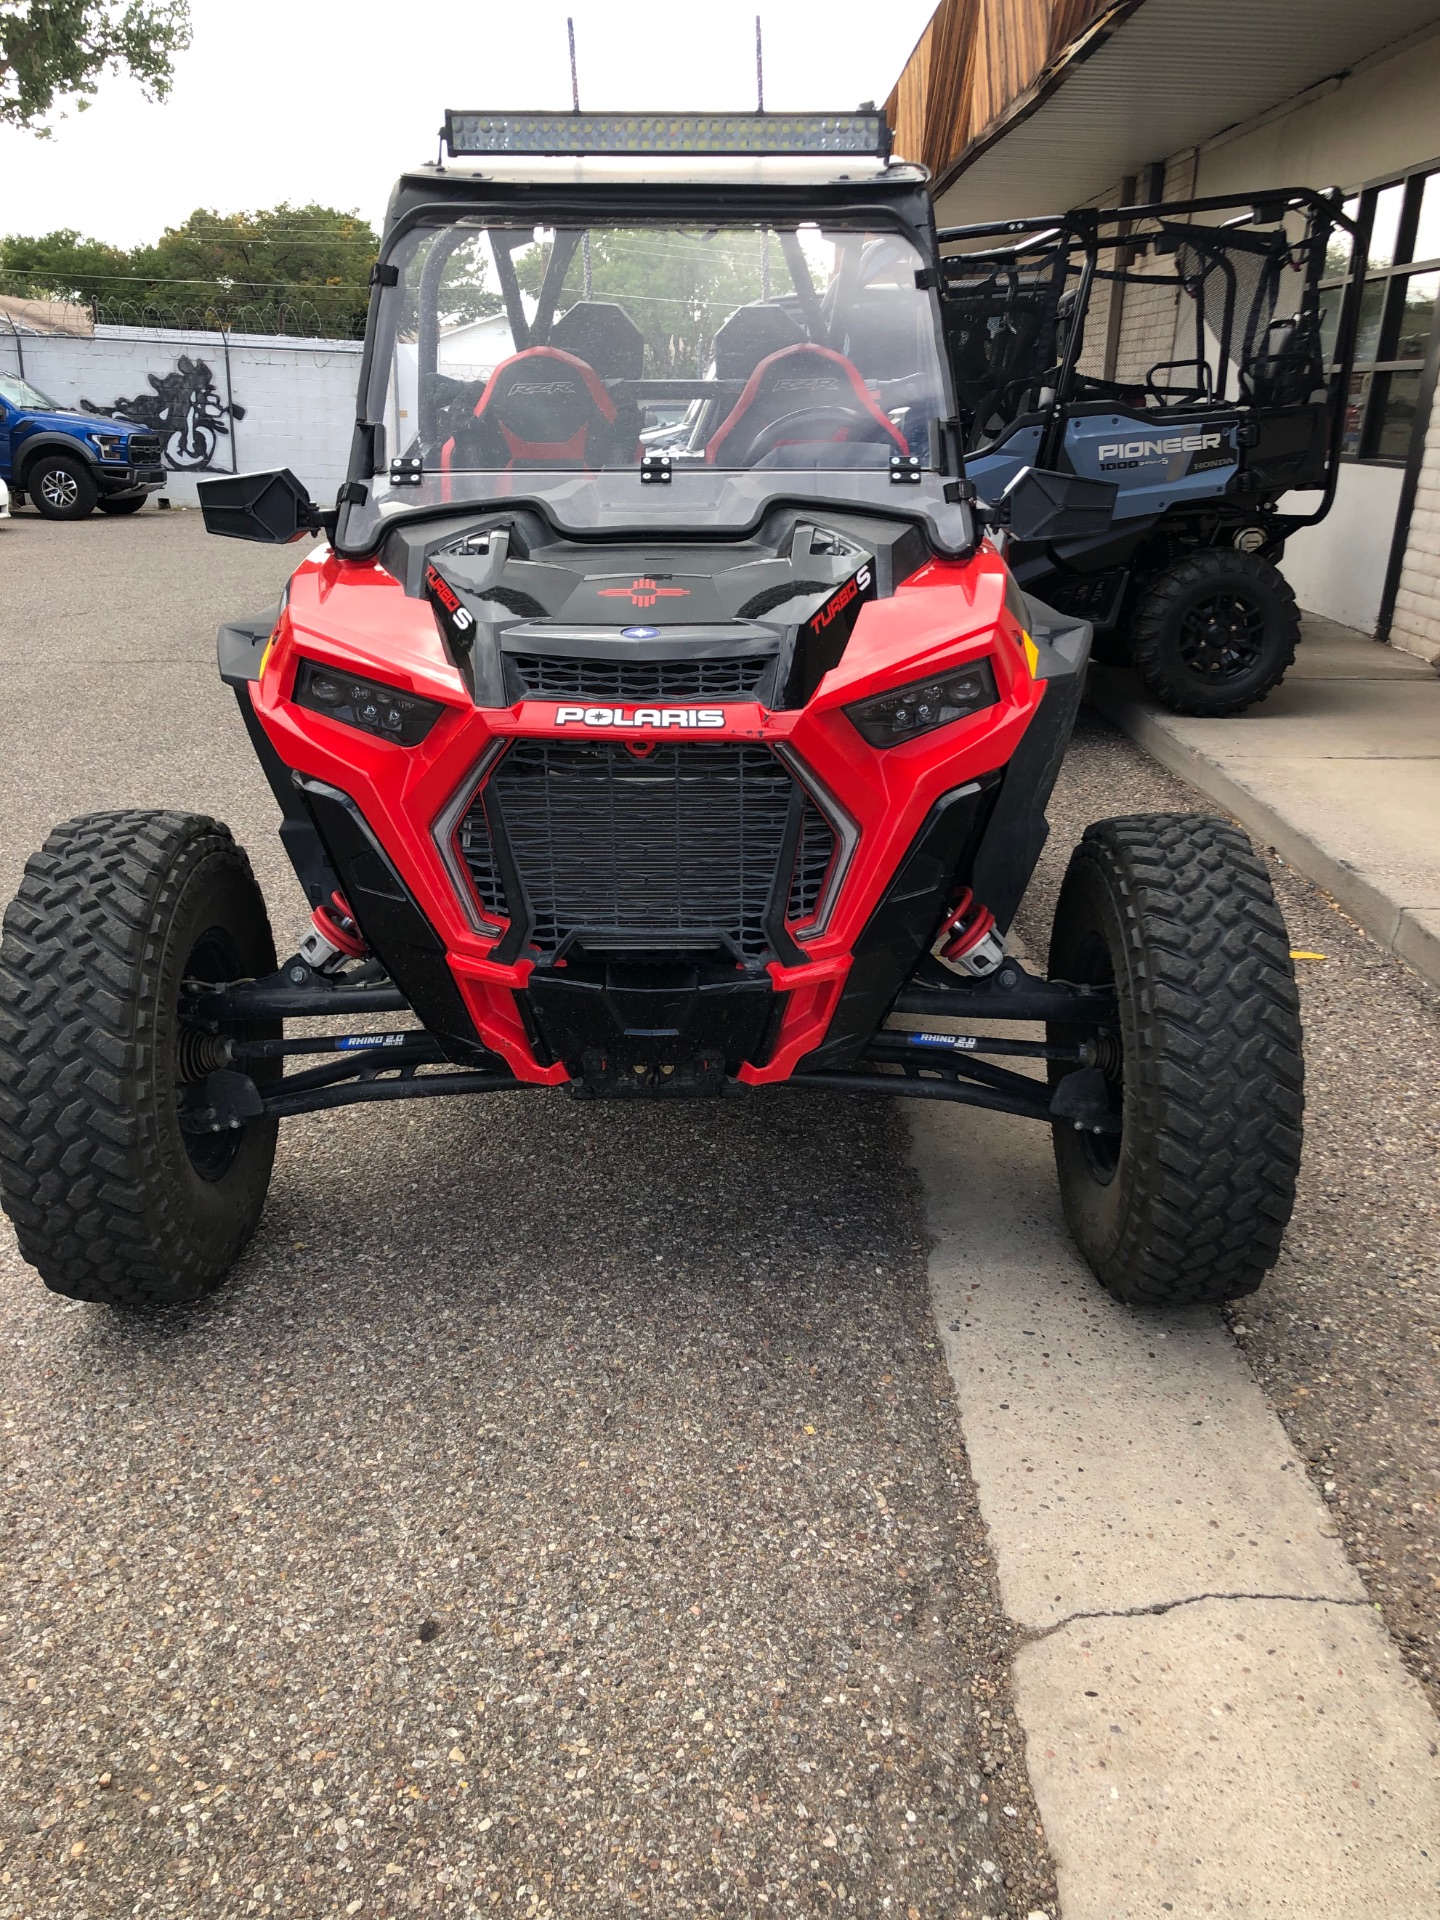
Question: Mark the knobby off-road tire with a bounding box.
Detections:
[97,490,148,515]
[0,812,279,1306]
[1047,814,1303,1307]
[1129,550,1300,716]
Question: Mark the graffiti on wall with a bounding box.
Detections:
[82,355,246,470]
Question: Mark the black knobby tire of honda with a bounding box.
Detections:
[0,812,279,1306]
[1129,550,1300,716]
[1047,814,1303,1307]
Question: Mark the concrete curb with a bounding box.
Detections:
[909,1096,1440,1918]
[1085,667,1440,994]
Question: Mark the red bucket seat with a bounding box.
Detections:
[705,343,908,467]
[445,346,618,472]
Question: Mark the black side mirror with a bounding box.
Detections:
[1000,465,1117,542]
[197,468,329,544]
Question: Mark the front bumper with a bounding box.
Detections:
[96,463,167,495]
[232,555,1088,1091]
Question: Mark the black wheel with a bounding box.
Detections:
[1129,550,1299,716]
[0,812,279,1306]
[26,453,99,521]
[1047,814,1303,1308]
[98,490,148,515]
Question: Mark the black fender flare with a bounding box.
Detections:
[14,432,99,489]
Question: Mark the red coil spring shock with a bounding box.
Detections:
[309,891,367,961]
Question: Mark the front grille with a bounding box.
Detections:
[126,434,164,465]
[460,741,799,957]
[506,653,771,701]
[788,798,837,927]
[457,795,507,923]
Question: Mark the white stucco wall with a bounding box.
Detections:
[0,324,361,507]
[1278,464,1407,633]
[1190,32,1440,205]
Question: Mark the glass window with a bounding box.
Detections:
[1334,171,1440,464]
[1342,371,1371,456]
[1412,173,1440,266]
[1318,290,1344,364]
[377,220,944,478]
[1395,270,1440,358]
[1355,276,1388,360]
[1323,199,1359,278]
[1368,182,1406,270]
[0,371,58,410]
[1368,369,1423,460]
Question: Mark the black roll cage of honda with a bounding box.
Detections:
[935,188,1365,530]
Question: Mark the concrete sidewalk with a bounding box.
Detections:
[1086,614,1440,990]
[910,1097,1440,1919]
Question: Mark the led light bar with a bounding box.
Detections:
[442,110,891,160]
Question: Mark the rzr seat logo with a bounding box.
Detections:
[597,576,692,609]
[509,379,577,397]
[554,705,725,730]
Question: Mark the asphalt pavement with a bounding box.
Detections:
[0,513,1057,1918]
[2,508,1436,1917]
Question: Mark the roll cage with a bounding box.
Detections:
[937,188,1364,531]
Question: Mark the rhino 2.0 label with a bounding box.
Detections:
[554,706,726,729]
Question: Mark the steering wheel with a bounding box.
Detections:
[733,404,896,467]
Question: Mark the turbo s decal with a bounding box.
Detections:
[424,561,477,657]
[806,563,874,636]
[554,706,726,729]
[424,564,474,630]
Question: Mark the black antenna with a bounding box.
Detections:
[757,15,771,300]
[566,16,593,296]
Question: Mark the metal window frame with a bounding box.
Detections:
[1310,156,1440,642]
[1318,161,1440,469]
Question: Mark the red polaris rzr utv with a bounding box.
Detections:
[0,112,1303,1312]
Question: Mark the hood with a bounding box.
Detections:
[383,505,930,714]
[19,405,139,438]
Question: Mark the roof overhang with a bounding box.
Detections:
[931,0,1440,224]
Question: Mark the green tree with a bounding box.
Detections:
[0,0,190,131]
[128,203,380,336]
[0,203,380,336]
[518,227,777,374]
[0,225,128,299]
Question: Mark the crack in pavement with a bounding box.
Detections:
[1018,1589,1373,1646]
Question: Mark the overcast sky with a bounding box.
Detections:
[0,0,937,246]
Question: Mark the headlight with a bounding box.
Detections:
[845,659,998,747]
[292,658,444,745]
[89,432,127,460]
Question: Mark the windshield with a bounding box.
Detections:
[347,217,961,548]
[0,373,59,411]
